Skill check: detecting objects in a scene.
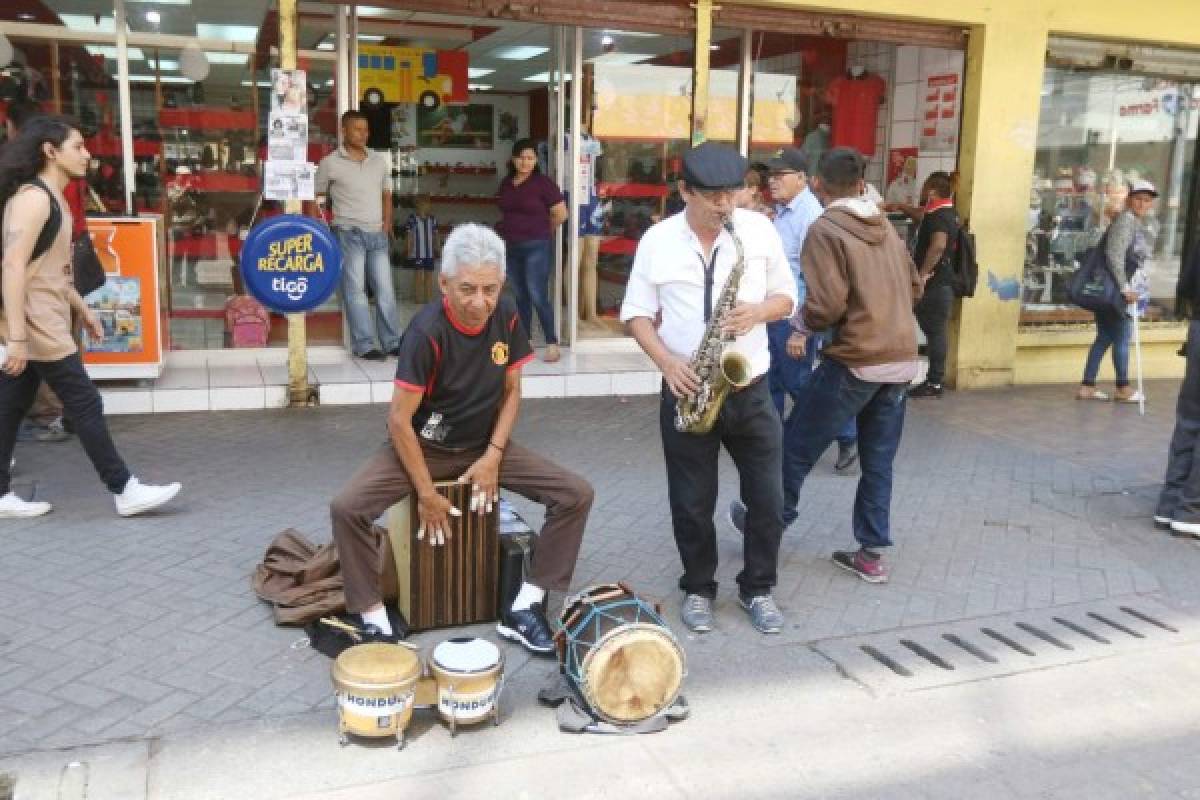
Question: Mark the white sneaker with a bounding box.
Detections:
[0,492,52,518]
[114,477,182,517]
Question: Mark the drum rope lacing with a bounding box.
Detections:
[562,598,670,679]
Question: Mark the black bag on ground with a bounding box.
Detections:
[1068,233,1124,314]
[72,232,106,296]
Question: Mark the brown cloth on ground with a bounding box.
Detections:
[252,527,398,626]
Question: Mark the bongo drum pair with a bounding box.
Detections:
[331,636,505,747]
[556,583,686,725]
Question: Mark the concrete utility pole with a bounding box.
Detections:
[279,0,310,406]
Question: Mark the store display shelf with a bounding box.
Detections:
[167,173,259,193]
[428,195,495,205]
[423,166,497,175]
[159,108,257,130]
[88,137,161,158]
[598,236,638,256]
[599,182,668,199]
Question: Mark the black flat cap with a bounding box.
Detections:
[682,142,747,190]
[767,147,809,174]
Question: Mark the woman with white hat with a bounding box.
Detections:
[1077,179,1157,403]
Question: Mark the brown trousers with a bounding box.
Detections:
[331,439,594,614]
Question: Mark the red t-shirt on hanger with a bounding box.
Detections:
[826,73,887,158]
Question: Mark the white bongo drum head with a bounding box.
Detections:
[433,637,500,674]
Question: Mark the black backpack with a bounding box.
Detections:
[0,178,62,309]
[947,222,978,298]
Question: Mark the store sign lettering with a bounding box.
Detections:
[240,215,342,313]
[1119,93,1200,117]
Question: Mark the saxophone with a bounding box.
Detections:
[674,216,754,435]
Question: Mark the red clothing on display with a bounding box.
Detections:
[826,73,887,157]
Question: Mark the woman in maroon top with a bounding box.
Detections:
[496,138,567,362]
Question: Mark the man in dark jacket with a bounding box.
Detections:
[778,147,922,583]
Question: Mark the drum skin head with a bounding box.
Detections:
[582,627,684,723]
[332,643,420,688]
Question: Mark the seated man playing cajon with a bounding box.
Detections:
[330,223,594,654]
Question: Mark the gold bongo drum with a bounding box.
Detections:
[331,643,421,748]
[428,637,505,735]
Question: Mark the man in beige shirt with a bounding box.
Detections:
[0,115,181,518]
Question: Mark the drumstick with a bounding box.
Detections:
[319,617,420,650]
[319,617,363,641]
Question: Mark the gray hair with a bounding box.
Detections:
[440,223,506,278]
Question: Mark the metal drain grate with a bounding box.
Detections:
[813,598,1194,692]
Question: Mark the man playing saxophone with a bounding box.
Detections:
[621,143,796,635]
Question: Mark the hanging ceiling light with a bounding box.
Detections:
[0,34,12,69]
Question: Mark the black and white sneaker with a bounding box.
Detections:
[360,624,403,645]
[497,603,555,656]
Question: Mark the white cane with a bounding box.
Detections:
[1130,301,1145,416]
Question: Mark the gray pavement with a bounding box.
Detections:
[3,380,1200,798]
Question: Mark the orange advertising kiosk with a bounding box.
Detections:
[82,216,166,380]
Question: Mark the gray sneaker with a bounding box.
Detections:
[738,593,784,634]
[681,594,714,633]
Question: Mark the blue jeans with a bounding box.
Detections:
[334,226,402,356]
[1082,309,1131,387]
[507,239,557,345]
[767,320,855,446]
[781,359,908,550]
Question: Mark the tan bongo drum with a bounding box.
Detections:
[331,643,421,748]
[428,637,505,735]
[556,583,686,725]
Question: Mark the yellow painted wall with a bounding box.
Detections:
[1015,325,1188,384]
[725,0,1197,388]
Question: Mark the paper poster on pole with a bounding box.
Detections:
[270,69,308,116]
[264,162,316,201]
[268,113,308,163]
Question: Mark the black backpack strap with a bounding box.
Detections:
[27,178,63,262]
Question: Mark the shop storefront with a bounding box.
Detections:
[1,0,1197,392]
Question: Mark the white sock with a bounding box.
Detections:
[510,582,546,612]
[360,607,392,635]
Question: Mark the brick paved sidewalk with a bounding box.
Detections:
[0,380,1193,757]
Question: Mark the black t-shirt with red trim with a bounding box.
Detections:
[394,295,533,450]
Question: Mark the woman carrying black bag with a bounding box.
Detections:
[1154,245,1200,537]
[1077,180,1157,403]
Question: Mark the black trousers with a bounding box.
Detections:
[915,282,954,386]
[659,378,784,599]
[1158,320,1200,523]
[0,352,131,496]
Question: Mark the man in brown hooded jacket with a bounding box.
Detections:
[777,147,921,584]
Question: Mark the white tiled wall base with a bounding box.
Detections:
[98,350,663,414]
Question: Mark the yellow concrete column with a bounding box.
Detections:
[950,20,1048,388]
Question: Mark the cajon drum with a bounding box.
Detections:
[388,481,499,631]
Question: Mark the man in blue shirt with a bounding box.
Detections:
[764,148,859,475]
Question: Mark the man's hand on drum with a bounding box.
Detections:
[416,489,461,546]
[458,450,500,516]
